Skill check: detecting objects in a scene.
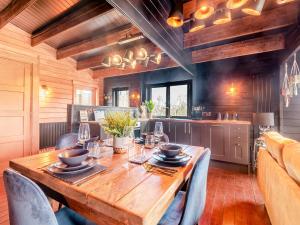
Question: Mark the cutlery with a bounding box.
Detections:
[143,163,177,176]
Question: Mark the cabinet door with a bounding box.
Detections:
[191,123,209,147]
[175,122,191,145]
[165,121,176,143]
[229,125,250,165]
[209,124,229,161]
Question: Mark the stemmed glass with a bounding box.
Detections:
[154,122,164,146]
[78,123,90,145]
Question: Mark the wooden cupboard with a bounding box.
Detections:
[146,119,250,167]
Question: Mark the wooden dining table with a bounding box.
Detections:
[9,144,205,225]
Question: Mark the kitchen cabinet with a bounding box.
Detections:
[190,123,209,147]
[208,124,230,161]
[148,119,175,142]
[175,121,191,145]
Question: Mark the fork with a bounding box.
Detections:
[143,163,177,176]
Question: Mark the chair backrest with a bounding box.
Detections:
[180,148,211,225]
[55,133,78,150]
[3,169,58,225]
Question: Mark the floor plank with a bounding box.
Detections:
[0,167,270,225]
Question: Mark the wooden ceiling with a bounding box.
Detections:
[0,0,298,79]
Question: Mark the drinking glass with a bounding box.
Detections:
[154,122,164,145]
[126,127,136,161]
[78,123,90,144]
[87,141,101,158]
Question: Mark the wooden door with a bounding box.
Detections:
[0,58,33,171]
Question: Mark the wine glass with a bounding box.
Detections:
[78,123,90,145]
[154,122,164,146]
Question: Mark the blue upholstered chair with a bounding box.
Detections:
[158,148,211,225]
[55,133,78,150]
[3,169,96,225]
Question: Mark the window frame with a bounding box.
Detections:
[112,87,130,107]
[146,80,192,118]
[73,81,98,106]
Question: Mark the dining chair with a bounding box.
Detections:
[158,148,211,225]
[3,169,96,225]
[55,133,78,150]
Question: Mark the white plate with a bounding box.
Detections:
[152,153,191,164]
[47,160,97,175]
[54,158,94,171]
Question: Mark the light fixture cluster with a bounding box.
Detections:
[101,48,162,70]
[167,0,295,31]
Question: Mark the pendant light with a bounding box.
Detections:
[194,0,215,20]
[242,0,265,16]
[131,59,137,69]
[276,0,294,4]
[123,50,134,63]
[150,53,162,64]
[102,56,111,67]
[136,48,148,61]
[226,0,248,9]
[213,2,231,25]
[167,1,183,28]
[111,54,122,66]
[189,18,205,33]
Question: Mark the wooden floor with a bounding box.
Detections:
[0,167,270,225]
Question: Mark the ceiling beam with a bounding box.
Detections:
[92,55,177,78]
[106,0,196,76]
[192,33,285,63]
[57,24,141,59]
[92,33,285,78]
[184,3,298,49]
[0,0,38,29]
[31,0,113,46]
[77,42,159,70]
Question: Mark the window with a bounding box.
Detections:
[147,81,191,118]
[75,89,93,105]
[113,88,129,107]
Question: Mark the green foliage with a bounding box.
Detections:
[145,100,155,113]
[102,111,137,137]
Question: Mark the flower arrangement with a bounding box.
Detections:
[102,111,137,137]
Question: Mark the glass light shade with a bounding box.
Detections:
[167,4,183,28]
[242,0,265,16]
[194,0,215,20]
[123,50,134,63]
[150,53,162,64]
[252,113,275,126]
[226,0,248,9]
[102,56,111,67]
[111,54,122,66]
[213,2,231,25]
[189,19,205,32]
[276,0,294,4]
[136,48,148,61]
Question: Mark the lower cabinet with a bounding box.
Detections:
[208,124,230,161]
[175,121,191,145]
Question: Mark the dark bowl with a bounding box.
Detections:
[159,144,182,158]
[58,149,89,166]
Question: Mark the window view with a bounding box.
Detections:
[75,89,93,105]
[151,87,167,117]
[148,81,191,118]
[170,85,188,117]
[113,88,129,107]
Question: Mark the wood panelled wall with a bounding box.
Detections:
[0,23,101,153]
[280,48,300,141]
[0,23,100,124]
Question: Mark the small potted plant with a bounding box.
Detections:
[145,100,155,119]
[102,111,137,154]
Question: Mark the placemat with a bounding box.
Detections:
[44,164,107,185]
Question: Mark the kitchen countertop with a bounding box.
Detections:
[149,118,251,125]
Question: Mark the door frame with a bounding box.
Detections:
[0,49,40,155]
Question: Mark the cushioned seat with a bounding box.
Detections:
[158,191,185,225]
[3,169,96,225]
[158,149,211,225]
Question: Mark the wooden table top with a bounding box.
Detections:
[9,145,205,225]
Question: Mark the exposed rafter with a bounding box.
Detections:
[192,33,285,63]
[184,3,298,49]
[0,0,38,29]
[57,24,141,60]
[92,33,285,78]
[31,0,113,46]
[106,0,196,76]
